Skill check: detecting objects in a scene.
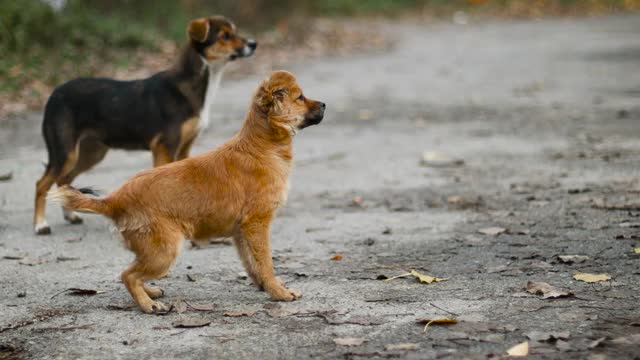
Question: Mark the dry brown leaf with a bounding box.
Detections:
[185,302,217,312]
[557,255,590,264]
[573,272,611,283]
[507,341,529,356]
[172,317,211,328]
[478,227,507,236]
[66,288,106,296]
[223,310,257,317]
[384,343,418,351]
[416,318,458,332]
[384,270,446,284]
[333,337,367,346]
[18,257,49,266]
[173,300,187,314]
[331,254,343,261]
[526,281,573,299]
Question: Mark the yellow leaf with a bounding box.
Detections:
[573,272,611,283]
[417,318,458,332]
[634,248,640,254]
[410,270,446,284]
[331,254,343,261]
[383,272,412,282]
[507,341,529,357]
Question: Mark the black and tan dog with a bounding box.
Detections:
[51,71,325,313]
[34,16,256,235]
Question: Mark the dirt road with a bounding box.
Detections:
[1,14,639,359]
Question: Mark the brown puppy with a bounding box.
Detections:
[50,71,326,313]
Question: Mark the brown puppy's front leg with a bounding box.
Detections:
[240,217,301,301]
[233,235,263,290]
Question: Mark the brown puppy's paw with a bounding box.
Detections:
[35,222,51,235]
[64,213,83,224]
[139,300,170,314]
[144,286,165,299]
[270,287,302,302]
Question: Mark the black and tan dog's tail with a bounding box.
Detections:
[49,186,113,217]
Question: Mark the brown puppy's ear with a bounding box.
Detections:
[256,80,287,111]
[188,18,210,43]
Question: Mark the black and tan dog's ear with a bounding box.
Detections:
[188,18,210,43]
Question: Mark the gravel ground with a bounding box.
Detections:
[1,14,640,359]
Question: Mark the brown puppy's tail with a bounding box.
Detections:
[49,186,113,218]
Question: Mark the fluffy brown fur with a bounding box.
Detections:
[49,71,325,313]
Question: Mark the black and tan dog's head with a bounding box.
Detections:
[255,70,326,136]
[188,16,256,62]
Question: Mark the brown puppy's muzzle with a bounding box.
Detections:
[300,101,326,129]
[230,38,257,60]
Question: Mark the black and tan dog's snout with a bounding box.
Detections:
[232,38,257,60]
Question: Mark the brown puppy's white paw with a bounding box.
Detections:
[34,222,51,235]
[63,209,83,224]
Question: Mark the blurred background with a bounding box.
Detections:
[1,0,639,118]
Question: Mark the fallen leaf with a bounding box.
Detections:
[56,256,79,262]
[416,318,458,332]
[331,254,343,261]
[334,337,367,346]
[186,274,197,282]
[526,331,570,343]
[152,326,171,330]
[384,343,418,351]
[507,341,529,357]
[384,270,446,284]
[478,227,507,236]
[173,300,187,314]
[18,257,49,266]
[0,172,12,182]
[324,315,386,326]
[3,255,26,260]
[185,302,216,311]
[526,281,573,299]
[172,318,211,328]
[557,255,590,264]
[588,337,606,349]
[265,308,298,317]
[66,288,106,296]
[223,310,257,317]
[573,272,611,283]
[609,333,640,346]
[634,248,640,254]
[420,151,464,167]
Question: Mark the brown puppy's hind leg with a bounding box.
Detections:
[121,229,180,313]
[239,215,301,301]
[56,139,109,224]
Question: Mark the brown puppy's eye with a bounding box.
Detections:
[297,94,304,101]
[222,32,231,40]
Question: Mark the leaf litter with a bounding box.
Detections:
[416,318,458,332]
[573,272,611,283]
[526,281,574,299]
[384,270,446,284]
[333,337,367,346]
[507,341,529,356]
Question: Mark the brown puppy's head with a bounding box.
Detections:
[188,16,256,62]
[255,71,325,137]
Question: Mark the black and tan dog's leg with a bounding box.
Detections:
[239,215,301,301]
[34,145,78,234]
[150,136,178,167]
[56,139,109,224]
